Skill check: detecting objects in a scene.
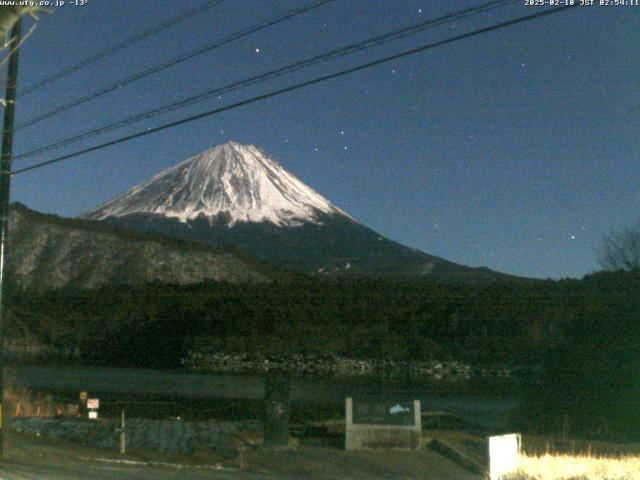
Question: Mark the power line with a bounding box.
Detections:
[14,0,334,132]
[16,0,516,162]
[12,5,576,176]
[21,0,227,96]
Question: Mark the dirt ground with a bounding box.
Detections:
[0,430,483,480]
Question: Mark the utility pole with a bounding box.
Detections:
[0,16,22,458]
[119,409,126,454]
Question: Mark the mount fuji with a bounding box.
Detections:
[82,141,505,280]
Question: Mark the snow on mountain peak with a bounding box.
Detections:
[83,141,351,227]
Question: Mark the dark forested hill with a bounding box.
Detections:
[7,203,275,292]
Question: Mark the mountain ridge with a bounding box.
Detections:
[7,202,275,292]
[83,141,517,281]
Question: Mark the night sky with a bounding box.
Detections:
[7,0,639,279]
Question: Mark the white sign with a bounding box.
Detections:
[88,411,98,420]
[488,433,521,480]
[86,398,100,410]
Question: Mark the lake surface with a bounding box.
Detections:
[8,365,520,429]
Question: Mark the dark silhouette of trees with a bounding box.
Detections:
[599,221,640,271]
[8,270,640,438]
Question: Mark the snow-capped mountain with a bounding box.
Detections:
[83,141,508,280]
[85,141,350,227]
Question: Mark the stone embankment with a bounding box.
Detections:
[11,416,261,456]
[182,352,517,380]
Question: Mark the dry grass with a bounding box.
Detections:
[505,453,640,480]
[4,374,55,418]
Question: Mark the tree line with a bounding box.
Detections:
[7,267,640,438]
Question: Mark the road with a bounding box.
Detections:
[0,432,482,480]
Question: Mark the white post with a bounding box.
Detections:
[488,433,521,480]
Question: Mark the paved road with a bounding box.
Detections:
[1,433,263,480]
[0,458,262,480]
[0,432,482,480]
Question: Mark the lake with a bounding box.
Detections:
[8,365,520,429]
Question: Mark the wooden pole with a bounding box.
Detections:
[119,409,126,454]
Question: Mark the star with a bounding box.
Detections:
[343,146,348,150]
[418,8,422,14]
[255,48,260,53]
[391,69,396,74]
[570,235,576,240]
[314,147,319,152]
[340,130,344,135]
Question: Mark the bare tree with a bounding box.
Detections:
[598,222,640,271]
[0,6,42,43]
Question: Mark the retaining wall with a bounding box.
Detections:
[11,416,261,456]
